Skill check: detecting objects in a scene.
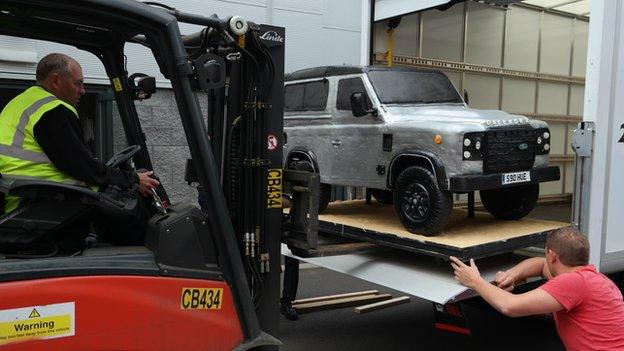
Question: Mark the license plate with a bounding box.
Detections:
[501,171,531,185]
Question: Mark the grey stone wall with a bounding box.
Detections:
[113,89,207,204]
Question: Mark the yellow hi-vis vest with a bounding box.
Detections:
[0,86,84,213]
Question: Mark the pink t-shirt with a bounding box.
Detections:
[540,265,624,351]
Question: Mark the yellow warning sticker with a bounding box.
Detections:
[181,288,223,310]
[0,302,75,345]
[112,77,123,92]
[267,168,282,209]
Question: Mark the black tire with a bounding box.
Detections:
[393,166,453,236]
[369,188,393,205]
[288,160,331,213]
[480,184,539,220]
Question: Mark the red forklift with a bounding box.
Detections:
[0,0,284,349]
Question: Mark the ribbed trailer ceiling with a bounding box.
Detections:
[522,0,590,16]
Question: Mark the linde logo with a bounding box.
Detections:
[259,31,284,43]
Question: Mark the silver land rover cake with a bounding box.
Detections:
[283,66,560,235]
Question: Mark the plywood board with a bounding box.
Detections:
[319,200,569,249]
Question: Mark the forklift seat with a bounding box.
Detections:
[0,174,133,247]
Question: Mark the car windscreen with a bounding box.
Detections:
[367,70,463,104]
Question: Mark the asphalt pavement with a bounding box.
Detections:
[279,204,571,351]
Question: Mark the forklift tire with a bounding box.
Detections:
[393,166,453,236]
[288,160,331,213]
[480,183,539,220]
[369,189,393,205]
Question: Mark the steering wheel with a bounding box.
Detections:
[105,145,141,169]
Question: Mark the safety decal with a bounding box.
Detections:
[267,168,282,209]
[0,302,75,345]
[181,288,223,310]
[112,77,123,92]
[267,134,278,151]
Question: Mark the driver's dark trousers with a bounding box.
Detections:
[93,187,152,246]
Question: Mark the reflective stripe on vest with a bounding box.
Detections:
[0,86,83,213]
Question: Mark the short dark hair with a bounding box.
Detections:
[546,227,589,266]
[36,53,76,83]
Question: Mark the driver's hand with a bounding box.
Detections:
[137,171,160,197]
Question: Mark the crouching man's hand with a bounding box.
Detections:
[137,170,160,197]
[450,256,483,289]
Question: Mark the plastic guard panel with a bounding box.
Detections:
[0,276,243,350]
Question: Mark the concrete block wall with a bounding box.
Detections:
[113,90,208,204]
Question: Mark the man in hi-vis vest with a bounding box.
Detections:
[0,53,159,245]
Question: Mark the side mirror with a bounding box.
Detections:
[463,89,469,105]
[128,73,156,100]
[350,92,377,117]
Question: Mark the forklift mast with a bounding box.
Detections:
[0,0,283,349]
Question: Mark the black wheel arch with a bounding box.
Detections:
[285,149,320,172]
[387,151,448,190]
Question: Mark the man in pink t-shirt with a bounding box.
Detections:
[450,227,624,350]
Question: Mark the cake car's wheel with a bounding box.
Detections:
[393,166,453,236]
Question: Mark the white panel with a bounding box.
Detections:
[421,4,463,61]
[274,0,321,13]
[564,162,574,194]
[391,13,420,57]
[539,165,563,195]
[318,28,361,67]
[548,123,566,155]
[502,78,536,113]
[505,6,540,72]
[463,74,499,110]
[374,21,388,53]
[465,2,504,67]
[572,20,589,77]
[569,85,585,116]
[324,0,361,31]
[540,13,573,75]
[537,82,567,115]
[0,37,109,84]
[273,8,324,72]
[374,0,450,21]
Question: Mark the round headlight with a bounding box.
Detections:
[463,151,471,159]
[475,141,481,150]
[464,138,471,147]
[543,132,550,139]
[544,143,550,151]
[537,136,542,144]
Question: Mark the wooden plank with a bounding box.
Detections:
[319,200,569,249]
[294,294,393,314]
[354,296,412,314]
[292,290,379,305]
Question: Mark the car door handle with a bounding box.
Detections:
[331,140,342,146]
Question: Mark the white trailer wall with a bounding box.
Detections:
[373,1,588,203]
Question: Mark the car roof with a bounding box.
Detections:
[284,65,443,82]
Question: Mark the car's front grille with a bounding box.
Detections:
[484,127,536,173]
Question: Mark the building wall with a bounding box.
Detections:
[373,1,588,203]
[0,0,363,204]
